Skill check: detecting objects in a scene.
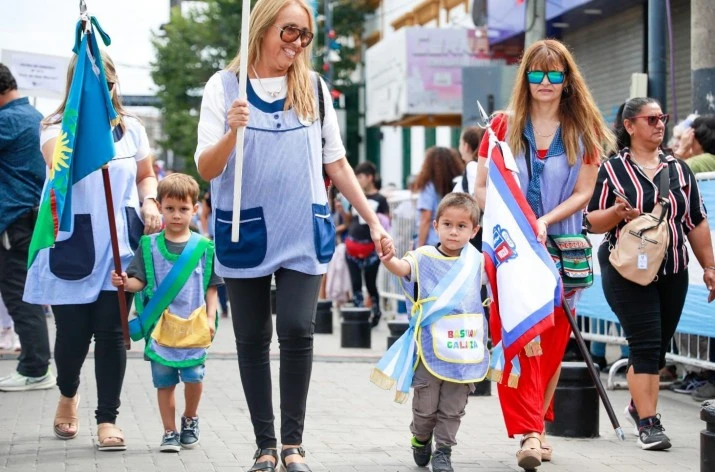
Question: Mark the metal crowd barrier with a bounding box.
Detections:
[378,172,715,389]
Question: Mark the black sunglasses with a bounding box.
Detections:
[274,25,314,48]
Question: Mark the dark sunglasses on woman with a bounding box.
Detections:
[630,114,670,126]
[526,70,565,85]
[274,25,314,48]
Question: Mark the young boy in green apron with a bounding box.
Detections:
[111,173,221,452]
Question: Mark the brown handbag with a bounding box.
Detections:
[608,161,670,286]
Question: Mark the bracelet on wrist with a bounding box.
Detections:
[538,217,549,228]
[704,266,715,272]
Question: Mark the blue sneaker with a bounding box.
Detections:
[180,416,200,448]
[160,430,181,453]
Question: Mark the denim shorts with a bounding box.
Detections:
[150,361,205,389]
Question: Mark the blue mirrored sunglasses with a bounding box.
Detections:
[526,70,565,85]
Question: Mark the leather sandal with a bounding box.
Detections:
[249,448,278,471]
[280,446,312,472]
[97,423,126,451]
[516,432,542,470]
[540,433,553,462]
[54,394,80,440]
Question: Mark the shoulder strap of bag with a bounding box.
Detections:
[655,157,671,223]
[136,232,210,338]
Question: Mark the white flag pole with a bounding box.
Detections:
[231,0,251,243]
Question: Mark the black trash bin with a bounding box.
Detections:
[545,361,599,438]
[315,300,333,334]
[701,400,715,472]
[340,307,371,348]
[387,320,409,349]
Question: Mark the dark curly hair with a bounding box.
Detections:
[414,146,464,197]
[692,115,715,155]
[0,63,18,95]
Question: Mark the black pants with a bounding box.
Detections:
[345,255,380,307]
[0,211,51,378]
[52,291,131,424]
[225,269,321,448]
[599,244,688,375]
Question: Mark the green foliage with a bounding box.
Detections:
[151,0,370,177]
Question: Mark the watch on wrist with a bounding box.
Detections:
[143,195,158,206]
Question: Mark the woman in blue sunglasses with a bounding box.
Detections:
[475,39,616,470]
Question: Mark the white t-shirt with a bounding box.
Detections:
[452,160,478,195]
[195,73,345,167]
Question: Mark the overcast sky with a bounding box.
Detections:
[1,0,170,114]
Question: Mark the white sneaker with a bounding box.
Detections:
[0,328,13,350]
[0,369,56,392]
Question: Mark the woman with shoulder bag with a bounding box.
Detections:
[474,39,615,470]
[586,97,715,451]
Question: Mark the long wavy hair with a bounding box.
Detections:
[413,146,464,197]
[506,39,616,165]
[226,0,317,122]
[42,50,130,129]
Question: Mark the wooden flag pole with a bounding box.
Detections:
[102,165,131,349]
[231,0,251,243]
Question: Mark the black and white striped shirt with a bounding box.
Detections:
[586,148,708,275]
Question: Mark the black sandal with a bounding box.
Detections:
[280,447,312,472]
[249,448,278,471]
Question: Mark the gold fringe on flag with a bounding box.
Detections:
[369,368,395,390]
[486,368,503,383]
[394,391,409,404]
[507,372,520,389]
[524,341,543,357]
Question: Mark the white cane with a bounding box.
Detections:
[231,0,251,243]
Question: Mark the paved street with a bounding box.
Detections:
[0,310,705,471]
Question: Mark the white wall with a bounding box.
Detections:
[436,126,452,147]
[411,126,426,176]
[380,127,402,188]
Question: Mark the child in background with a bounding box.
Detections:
[111,173,222,452]
[372,193,489,472]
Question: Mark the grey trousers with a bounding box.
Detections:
[410,363,472,448]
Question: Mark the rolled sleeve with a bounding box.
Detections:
[683,164,707,233]
[195,73,228,169]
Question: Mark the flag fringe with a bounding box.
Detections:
[524,341,543,357]
[508,372,519,388]
[486,368,503,383]
[369,368,395,390]
[394,391,409,404]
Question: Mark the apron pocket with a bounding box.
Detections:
[215,207,267,269]
[49,213,95,280]
[125,206,144,251]
[312,203,336,264]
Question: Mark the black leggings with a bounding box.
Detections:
[345,255,380,307]
[52,290,131,424]
[598,244,688,375]
[225,269,321,448]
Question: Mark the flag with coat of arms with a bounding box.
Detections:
[481,128,563,387]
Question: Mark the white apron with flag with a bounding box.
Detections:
[370,244,489,402]
[23,117,146,305]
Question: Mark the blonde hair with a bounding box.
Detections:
[506,39,616,165]
[157,173,201,205]
[42,50,131,129]
[226,0,317,121]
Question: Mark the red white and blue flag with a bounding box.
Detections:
[482,130,563,372]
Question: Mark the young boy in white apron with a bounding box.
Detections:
[371,193,489,472]
[111,173,222,452]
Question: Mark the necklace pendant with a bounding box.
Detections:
[269,91,279,98]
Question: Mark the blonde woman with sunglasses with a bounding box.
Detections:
[194,0,392,470]
[475,39,615,470]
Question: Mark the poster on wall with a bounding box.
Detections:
[366,27,492,127]
[1,49,70,100]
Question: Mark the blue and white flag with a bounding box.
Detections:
[370,244,479,403]
[481,130,562,374]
